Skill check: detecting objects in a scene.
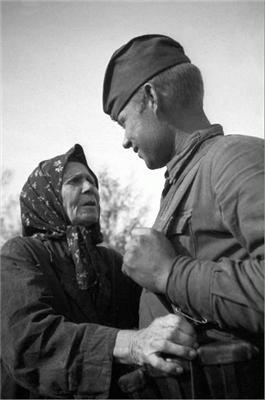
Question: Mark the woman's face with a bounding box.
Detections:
[61,162,99,226]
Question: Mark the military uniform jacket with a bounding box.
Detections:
[140,125,264,345]
[1,236,140,399]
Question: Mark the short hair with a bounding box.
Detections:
[131,63,204,112]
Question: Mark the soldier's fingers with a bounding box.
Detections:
[121,263,129,275]
[131,227,152,236]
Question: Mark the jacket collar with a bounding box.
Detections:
[166,124,224,184]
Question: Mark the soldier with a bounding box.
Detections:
[103,34,264,398]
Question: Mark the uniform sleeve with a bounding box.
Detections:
[166,137,264,336]
[1,238,119,399]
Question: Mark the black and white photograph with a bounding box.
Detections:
[1,0,264,398]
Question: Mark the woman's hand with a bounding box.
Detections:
[113,314,197,375]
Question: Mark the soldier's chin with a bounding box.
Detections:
[144,157,160,170]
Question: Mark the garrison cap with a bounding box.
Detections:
[103,34,191,121]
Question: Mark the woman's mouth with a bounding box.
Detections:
[81,199,97,207]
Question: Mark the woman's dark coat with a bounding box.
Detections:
[1,144,140,398]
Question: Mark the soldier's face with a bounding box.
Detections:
[117,100,174,170]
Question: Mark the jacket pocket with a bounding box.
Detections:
[166,209,196,257]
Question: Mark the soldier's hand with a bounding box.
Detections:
[123,228,176,293]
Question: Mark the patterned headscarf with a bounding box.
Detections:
[20,144,103,290]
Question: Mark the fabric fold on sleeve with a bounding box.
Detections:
[166,254,264,335]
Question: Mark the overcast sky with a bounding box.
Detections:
[2,0,264,223]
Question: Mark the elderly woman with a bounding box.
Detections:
[1,144,197,399]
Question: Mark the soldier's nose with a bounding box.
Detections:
[122,137,131,149]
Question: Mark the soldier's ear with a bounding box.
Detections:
[143,83,159,113]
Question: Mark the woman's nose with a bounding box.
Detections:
[81,180,93,193]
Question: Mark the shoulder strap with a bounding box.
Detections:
[153,159,202,233]
[153,134,224,233]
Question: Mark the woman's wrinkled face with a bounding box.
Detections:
[61,162,99,226]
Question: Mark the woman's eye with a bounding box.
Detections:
[69,176,81,184]
[66,176,96,187]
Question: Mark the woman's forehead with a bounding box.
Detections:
[63,162,95,182]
